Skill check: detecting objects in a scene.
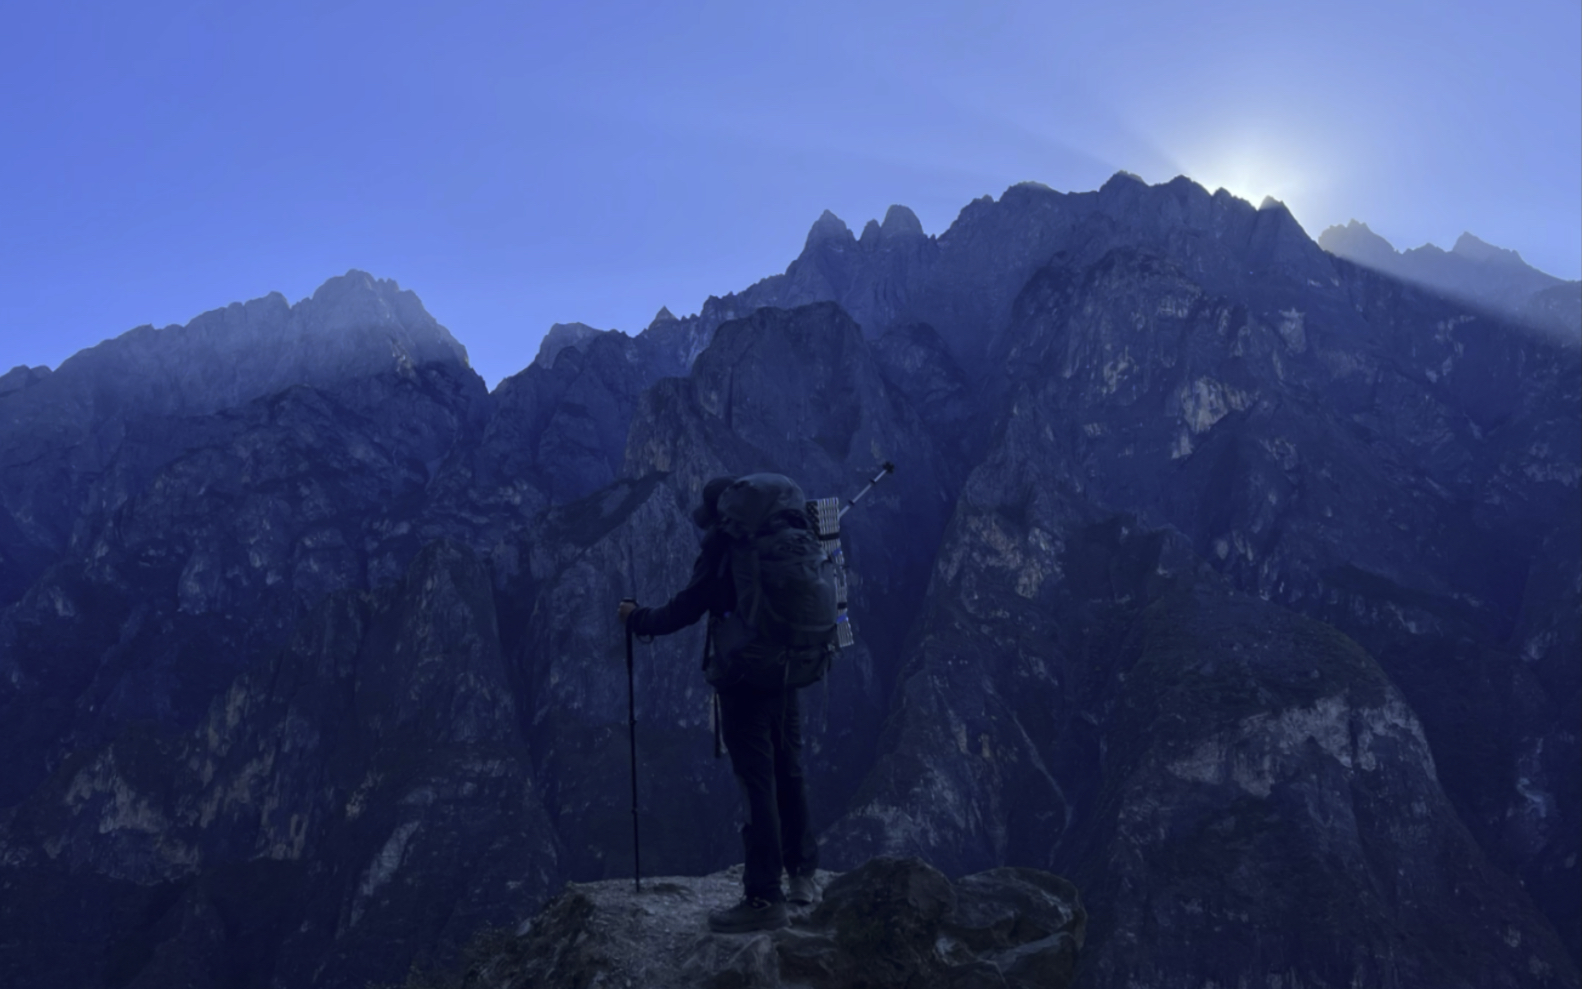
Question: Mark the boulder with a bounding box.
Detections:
[443,857,1082,989]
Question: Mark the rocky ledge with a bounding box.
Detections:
[401,857,1084,989]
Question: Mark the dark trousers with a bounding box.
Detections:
[718,686,819,902]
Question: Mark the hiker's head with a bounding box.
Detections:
[692,476,737,529]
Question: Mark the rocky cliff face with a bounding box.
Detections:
[0,174,1576,988]
[0,270,471,609]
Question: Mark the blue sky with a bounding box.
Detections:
[3,0,1578,388]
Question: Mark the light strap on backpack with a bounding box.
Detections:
[808,497,854,648]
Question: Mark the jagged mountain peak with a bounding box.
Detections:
[853,206,927,251]
[1337,218,1382,237]
[1092,170,1220,221]
[0,364,51,397]
[1322,223,1547,278]
[304,268,401,309]
[1160,173,1212,197]
[1317,219,1400,262]
[880,204,925,239]
[12,270,472,434]
[804,209,854,251]
[1319,219,1567,328]
[290,269,461,347]
[533,320,607,369]
[1453,231,1527,267]
[1101,169,1148,192]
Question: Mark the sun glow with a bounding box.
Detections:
[1174,135,1316,214]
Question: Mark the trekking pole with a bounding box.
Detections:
[621,598,642,893]
[839,462,895,518]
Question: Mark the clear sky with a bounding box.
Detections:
[3,0,1578,388]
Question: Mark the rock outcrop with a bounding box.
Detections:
[1069,582,1574,988]
[402,857,1083,989]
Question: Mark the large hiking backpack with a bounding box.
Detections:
[705,473,840,690]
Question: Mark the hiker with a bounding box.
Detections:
[616,474,825,934]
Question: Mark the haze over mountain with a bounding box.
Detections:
[0,174,1576,989]
[1318,219,1581,338]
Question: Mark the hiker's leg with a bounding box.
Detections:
[774,687,819,876]
[719,689,785,902]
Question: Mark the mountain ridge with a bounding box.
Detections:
[1318,218,1578,335]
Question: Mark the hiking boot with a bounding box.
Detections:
[787,873,819,906]
[708,896,789,934]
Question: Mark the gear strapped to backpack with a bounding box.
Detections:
[705,473,840,690]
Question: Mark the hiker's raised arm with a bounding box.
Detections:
[627,539,720,637]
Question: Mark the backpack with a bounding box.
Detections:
[704,473,840,690]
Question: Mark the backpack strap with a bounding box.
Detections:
[747,550,763,628]
[822,665,830,734]
[702,622,726,759]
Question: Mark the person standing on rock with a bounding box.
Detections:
[617,474,829,934]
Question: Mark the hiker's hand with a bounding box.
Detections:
[617,600,638,626]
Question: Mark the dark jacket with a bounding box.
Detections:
[629,527,737,638]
